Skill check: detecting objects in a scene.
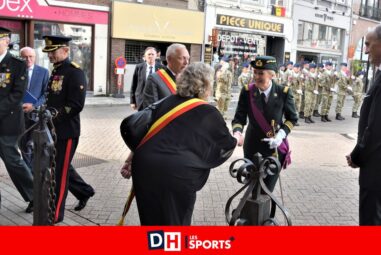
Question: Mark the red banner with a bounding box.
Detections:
[0,226,378,254]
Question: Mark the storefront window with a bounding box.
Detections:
[297,20,343,51]
[34,22,92,87]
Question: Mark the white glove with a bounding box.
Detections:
[233,131,244,147]
[330,87,337,93]
[351,75,355,80]
[262,129,286,149]
[313,90,319,95]
[296,89,303,95]
[347,86,353,91]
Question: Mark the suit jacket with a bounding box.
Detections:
[351,71,381,189]
[142,67,176,109]
[130,62,163,110]
[232,82,298,160]
[0,51,27,136]
[26,65,49,107]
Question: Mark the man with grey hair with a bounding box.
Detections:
[0,27,34,213]
[20,46,49,169]
[347,24,381,225]
[142,43,190,108]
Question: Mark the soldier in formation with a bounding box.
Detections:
[335,63,351,120]
[351,71,365,118]
[215,61,233,118]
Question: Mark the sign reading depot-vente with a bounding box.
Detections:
[217,14,284,34]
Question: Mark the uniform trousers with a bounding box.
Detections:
[0,136,33,202]
[359,188,381,226]
[54,138,94,223]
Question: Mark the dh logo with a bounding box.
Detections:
[147,231,181,251]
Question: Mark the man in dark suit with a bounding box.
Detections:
[142,43,190,108]
[130,47,163,111]
[0,27,34,213]
[20,46,49,168]
[347,24,381,225]
[42,35,95,223]
[232,56,298,192]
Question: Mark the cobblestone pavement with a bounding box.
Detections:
[0,89,360,225]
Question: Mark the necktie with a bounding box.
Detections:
[261,93,267,105]
[149,66,153,75]
[27,68,32,90]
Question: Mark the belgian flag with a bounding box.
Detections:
[271,6,286,17]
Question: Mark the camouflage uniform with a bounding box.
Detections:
[215,68,233,117]
[335,70,350,115]
[319,69,335,118]
[314,68,324,113]
[352,76,364,114]
[237,72,252,89]
[303,70,318,120]
[300,68,309,115]
[288,70,303,113]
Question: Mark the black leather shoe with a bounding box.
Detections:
[25,201,33,213]
[352,112,360,118]
[305,117,312,124]
[321,116,327,122]
[309,117,315,123]
[74,196,92,211]
[325,115,332,122]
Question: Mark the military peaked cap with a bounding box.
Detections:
[42,35,72,52]
[325,62,333,66]
[250,56,277,72]
[340,62,347,67]
[0,27,11,39]
[309,63,317,68]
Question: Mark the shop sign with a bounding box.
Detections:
[0,0,108,24]
[217,14,284,33]
[315,13,334,22]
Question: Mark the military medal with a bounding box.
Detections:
[0,73,10,88]
[51,75,64,93]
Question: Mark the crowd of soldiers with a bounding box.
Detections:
[213,55,365,124]
[278,61,365,125]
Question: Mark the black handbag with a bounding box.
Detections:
[120,98,165,151]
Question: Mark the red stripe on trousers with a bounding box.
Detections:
[54,139,73,223]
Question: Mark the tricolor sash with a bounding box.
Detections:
[137,98,206,149]
[157,69,177,94]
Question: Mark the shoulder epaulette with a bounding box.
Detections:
[283,86,289,94]
[71,61,80,68]
[11,55,24,62]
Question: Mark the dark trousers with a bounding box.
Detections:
[0,136,33,202]
[54,138,94,223]
[359,188,381,226]
[134,185,196,226]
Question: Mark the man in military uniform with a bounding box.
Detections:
[313,63,325,117]
[288,63,303,120]
[42,35,95,223]
[0,27,34,213]
[303,63,319,123]
[335,63,351,120]
[351,71,365,118]
[232,56,298,192]
[319,62,335,122]
[216,61,233,118]
[237,62,252,89]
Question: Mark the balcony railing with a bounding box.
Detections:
[359,5,381,21]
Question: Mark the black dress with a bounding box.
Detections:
[132,95,236,225]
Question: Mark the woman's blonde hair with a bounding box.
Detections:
[177,62,214,98]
